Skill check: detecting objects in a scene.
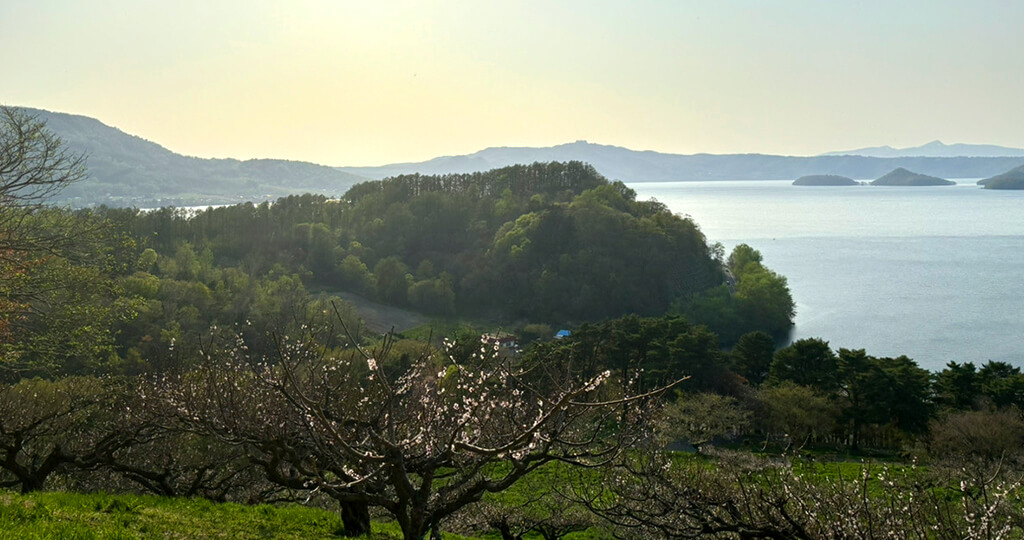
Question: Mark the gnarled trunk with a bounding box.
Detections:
[339,500,371,537]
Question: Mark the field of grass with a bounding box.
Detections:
[0,491,386,540]
[0,486,621,540]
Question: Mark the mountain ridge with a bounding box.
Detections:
[13,106,1024,206]
[17,107,368,207]
[821,140,1024,158]
[338,141,1024,183]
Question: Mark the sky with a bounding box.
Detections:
[3,0,1024,166]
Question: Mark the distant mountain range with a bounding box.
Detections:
[339,140,1024,183]
[21,108,367,207]
[16,107,1024,207]
[821,140,1024,158]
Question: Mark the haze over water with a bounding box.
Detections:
[630,180,1024,371]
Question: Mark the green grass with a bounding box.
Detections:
[0,491,349,539]
[0,463,610,539]
[0,490,484,539]
[0,455,966,539]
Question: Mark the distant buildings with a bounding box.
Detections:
[482,332,518,351]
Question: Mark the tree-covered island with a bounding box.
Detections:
[978,163,1024,189]
[871,167,955,186]
[792,174,859,186]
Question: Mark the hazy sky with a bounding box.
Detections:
[4,1,1023,165]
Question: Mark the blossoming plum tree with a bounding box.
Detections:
[162,307,679,539]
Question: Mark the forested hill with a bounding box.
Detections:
[20,107,366,207]
[117,162,740,325]
[342,159,608,202]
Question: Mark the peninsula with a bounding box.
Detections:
[793,174,859,186]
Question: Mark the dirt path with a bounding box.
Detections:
[328,291,429,334]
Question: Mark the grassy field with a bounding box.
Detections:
[0,490,411,540]
[0,487,616,540]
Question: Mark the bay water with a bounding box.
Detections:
[629,180,1024,371]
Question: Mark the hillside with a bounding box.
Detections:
[871,168,955,186]
[978,164,1024,189]
[20,107,366,207]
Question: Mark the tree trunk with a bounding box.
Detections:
[397,508,430,540]
[339,501,371,537]
[492,519,520,540]
[851,419,861,451]
[10,447,67,494]
[20,474,46,494]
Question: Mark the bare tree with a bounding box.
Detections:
[576,448,1024,539]
[0,106,85,258]
[100,379,269,502]
[573,451,807,539]
[0,376,135,493]
[445,464,602,540]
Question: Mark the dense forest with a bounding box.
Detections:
[123,162,726,321]
[4,107,1024,538]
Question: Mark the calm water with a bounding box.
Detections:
[629,180,1024,371]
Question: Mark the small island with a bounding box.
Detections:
[871,167,954,186]
[793,174,859,186]
[978,164,1024,189]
